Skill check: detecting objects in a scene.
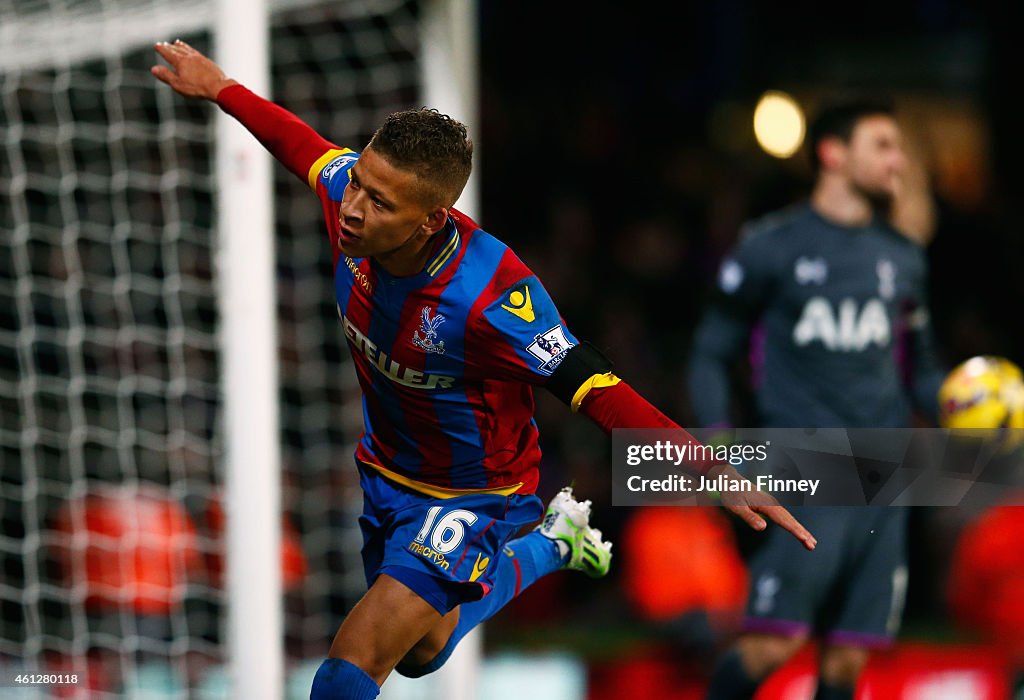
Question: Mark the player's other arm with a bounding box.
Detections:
[687,301,754,430]
[902,259,948,423]
[151,40,341,187]
[687,231,774,429]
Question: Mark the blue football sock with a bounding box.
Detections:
[310,658,379,699]
[456,530,565,631]
[395,531,564,678]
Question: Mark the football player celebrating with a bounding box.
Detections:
[152,40,814,700]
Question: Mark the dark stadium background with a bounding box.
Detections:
[474,0,1024,688]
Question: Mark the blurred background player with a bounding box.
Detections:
[151,40,815,700]
[688,95,949,700]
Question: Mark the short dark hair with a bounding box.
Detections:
[367,107,473,208]
[807,95,896,173]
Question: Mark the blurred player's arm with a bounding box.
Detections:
[687,301,755,430]
[687,228,774,429]
[151,40,341,188]
[902,257,948,423]
[890,134,937,246]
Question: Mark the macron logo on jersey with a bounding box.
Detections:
[793,297,891,351]
[501,285,535,322]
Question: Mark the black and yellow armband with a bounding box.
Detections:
[547,342,619,412]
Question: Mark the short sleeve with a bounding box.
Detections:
[474,275,580,384]
[309,149,359,199]
[713,225,780,317]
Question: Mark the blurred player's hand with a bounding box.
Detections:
[705,463,817,551]
[890,136,936,246]
[151,40,237,101]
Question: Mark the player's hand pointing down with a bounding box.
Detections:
[705,463,817,551]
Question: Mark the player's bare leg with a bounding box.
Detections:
[312,487,611,697]
[401,607,460,667]
[325,574,446,684]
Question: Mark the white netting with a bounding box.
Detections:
[0,0,421,695]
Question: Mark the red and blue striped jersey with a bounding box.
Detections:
[311,150,577,498]
[215,84,715,493]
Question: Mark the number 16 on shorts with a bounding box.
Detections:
[415,506,478,555]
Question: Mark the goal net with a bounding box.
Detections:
[0,0,434,696]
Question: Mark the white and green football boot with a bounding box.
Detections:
[535,486,613,578]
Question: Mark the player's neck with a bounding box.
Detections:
[375,242,433,277]
[810,177,874,228]
[375,230,443,277]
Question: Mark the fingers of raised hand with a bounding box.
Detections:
[150,65,174,85]
[154,41,185,67]
[155,39,197,60]
[172,39,199,55]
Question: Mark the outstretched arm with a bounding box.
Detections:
[152,40,342,187]
[566,367,816,551]
[544,344,815,550]
[468,260,815,550]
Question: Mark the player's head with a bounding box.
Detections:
[368,107,473,208]
[339,108,473,266]
[808,95,906,206]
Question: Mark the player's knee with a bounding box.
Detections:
[398,607,460,671]
[394,657,439,679]
[819,645,870,686]
[394,641,453,678]
[401,635,448,669]
[737,633,808,678]
[395,620,459,677]
[310,658,380,700]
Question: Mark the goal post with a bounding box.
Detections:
[213,0,283,698]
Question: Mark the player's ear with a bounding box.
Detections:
[422,207,449,236]
[817,136,846,171]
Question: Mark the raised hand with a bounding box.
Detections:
[152,39,237,101]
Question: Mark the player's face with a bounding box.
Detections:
[337,147,445,269]
[842,115,907,204]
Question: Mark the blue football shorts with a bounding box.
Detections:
[357,464,544,615]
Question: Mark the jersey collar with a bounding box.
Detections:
[423,218,460,278]
[371,217,460,289]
